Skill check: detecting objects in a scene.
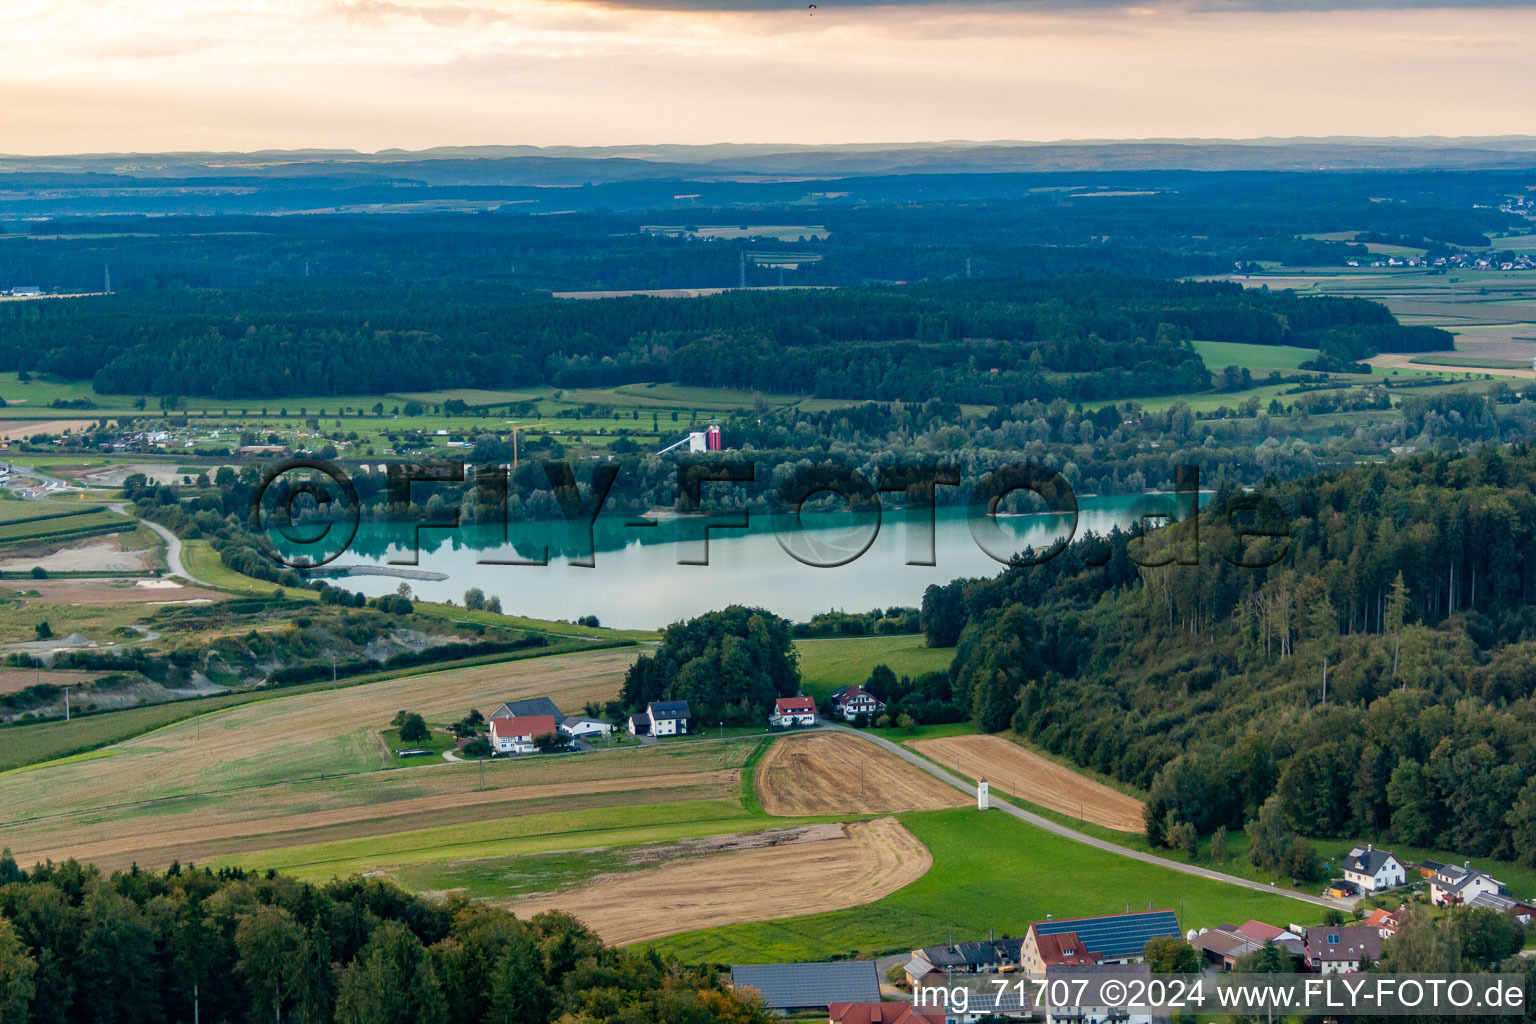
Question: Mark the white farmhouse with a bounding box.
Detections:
[1340,844,1405,892]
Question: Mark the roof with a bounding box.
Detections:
[828,1003,945,1024]
[1304,925,1382,963]
[628,714,650,734]
[833,685,879,704]
[1041,963,1151,1008]
[1468,892,1530,914]
[1036,931,1101,966]
[1343,846,1399,875]
[774,696,816,714]
[1192,929,1265,960]
[648,700,690,720]
[903,954,938,979]
[730,961,880,1010]
[1030,910,1181,960]
[915,937,1023,969]
[1420,860,1446,873]
[559,716,610,728]
[1434,864,1502,893]
[491,697,563,722]
[1234,920,1285,942]
[490,715,557,740]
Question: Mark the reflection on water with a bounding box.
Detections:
[313,494,1193,629]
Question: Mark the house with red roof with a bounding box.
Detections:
[827,1003,944,1024]
[489,714,558,755]
[771,695,818,728]
[1035,932,1101,967]
[1362,908,1401,938]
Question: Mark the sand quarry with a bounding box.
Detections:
[506,817,929,945]
[910,734,1145,832]
[755,731,966,816]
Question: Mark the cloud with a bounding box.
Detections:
[569,0,1536,11]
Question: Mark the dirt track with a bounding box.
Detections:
[910,735,1145,832]
[506,817,929,945]
[755,731,966,816]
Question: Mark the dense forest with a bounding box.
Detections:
[921,446,1536,867]
[0,855,774,1024]
[0,273,1443,403]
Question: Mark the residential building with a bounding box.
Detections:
[490,696,563,722]
[827,1003,944,1024]
[1429,863,1504,907]
[647,700,690,736]
[558,716,613,740]
[1340,844,1406,892]
[731,961,880,1012]
[1468,892,1536,925]
[488,714,558,755]
[770,695,818,727]
[830,684,885,721]
[1019,911,1180,973]
[1361,908,1401,938]
[1042,963,1153,1024]
[906,935,1025,982]
[1303,925,1382,973]
[627,713,650,736]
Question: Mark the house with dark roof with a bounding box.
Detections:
[771,695,818,728]
[731,961,880,1011]
[830,685,884,721]
[490,697,564,722]
[827,1003,944,1024]
[907,935,1025,980]
[1341,844,1405,892]
[1430,862,1504,907]
[1020,910,1180,973]
[647,700,690,736]
[1467,891,1536,924]
[489,714,559,755]
[1304,925,1382,973]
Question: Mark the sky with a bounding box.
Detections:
[1,0,1533,154]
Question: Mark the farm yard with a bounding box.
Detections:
[504,817,929,946]
[755,731,965,816]
[909,734,1146,832]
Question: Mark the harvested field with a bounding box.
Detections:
[0,668,101,695]
[0,647,639,827]
[0,419,103,439]
[756,732,966,816]
[910,735,1145,832]
[11,769,740,869]
[13,578,225,605]
[507,817,930,945]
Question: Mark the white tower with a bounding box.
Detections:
[977,777,990,811]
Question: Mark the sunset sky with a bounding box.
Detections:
[2,0,1533,154]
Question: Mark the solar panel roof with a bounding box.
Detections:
[1032,910,1180,960]
[731,961,881,1009]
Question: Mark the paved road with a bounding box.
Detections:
[820,722,1348,912]
[108,503,215,587]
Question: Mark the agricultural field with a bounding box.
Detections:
[794,635,955,699]
[1190,340,1317,373]
[650,807,1325,963]
[755,731,966,816]
[0,503,133,548]
[0,646,639,835]
[505,818,928,946]
[909,734,1146,832]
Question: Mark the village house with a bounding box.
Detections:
[1019,911,1181,973]
[770,695,818,728]
[490,697,563,722]
[1340,844,1406,892]
[646,700,691,736]
[627,712,649,737]
[1361,907,1401,938]
[488,714,558,755]
[831,684,885,721]
[1429,863,1504,907]
[904,935,1025,987]
[1468,892,1536,924]
[1303,925,1382,974]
